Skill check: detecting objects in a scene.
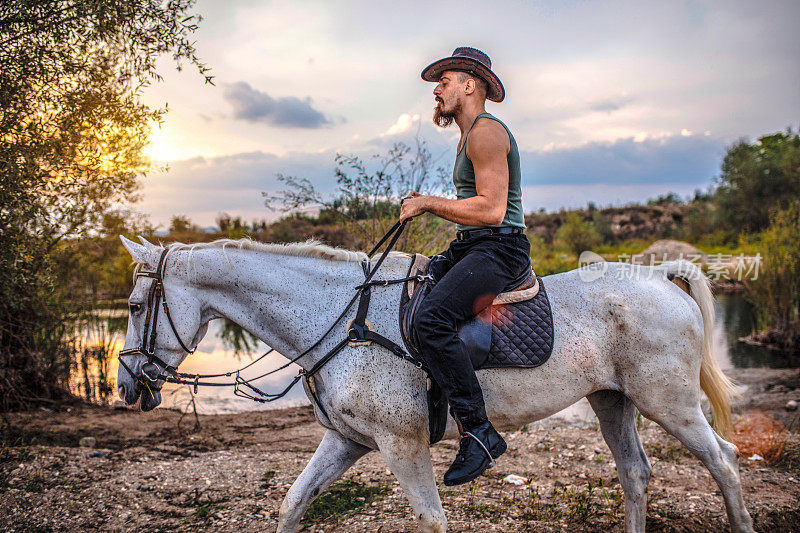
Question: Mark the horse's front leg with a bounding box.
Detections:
[376,432,447,533]
[277,429,371,533]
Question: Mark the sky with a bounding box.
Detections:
[138,0,800,228]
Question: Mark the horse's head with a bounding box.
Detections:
[117,236,209,411]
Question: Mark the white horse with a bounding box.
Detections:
[117,236,753,533]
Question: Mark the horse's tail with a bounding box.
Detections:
[661,259,736,439]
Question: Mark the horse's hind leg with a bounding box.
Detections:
[276,429,370,533]
[634,400,754,532]
[376,433,447,533]
[588,390,651,533]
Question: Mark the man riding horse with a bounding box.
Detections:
[400,47,531,486]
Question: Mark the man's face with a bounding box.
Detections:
[432,71,463,128]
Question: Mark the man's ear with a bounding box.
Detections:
[120,235,157,269]
[464,77,476,96]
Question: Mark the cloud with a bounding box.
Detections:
[519,133,727,187]
[382,113,420,136]
[138,129,732,227]
[222,81,333,128]
[138,150,339,227]
[588,94,634,113]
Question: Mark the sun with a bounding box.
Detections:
[143,121,193,163]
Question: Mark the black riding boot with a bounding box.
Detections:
[443,413,507,486]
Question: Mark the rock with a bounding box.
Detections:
[786,400,798,411]
[634,240,706,266]
[79,437,96,448]
[112,400,127,410]
[502,474,527,485]
[747,454,764,462]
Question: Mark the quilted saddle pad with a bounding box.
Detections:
[470,275,555,370]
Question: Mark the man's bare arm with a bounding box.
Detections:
[399,120,510,225]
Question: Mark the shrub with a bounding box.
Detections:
[556,212,602,257]
[745,202,800,353]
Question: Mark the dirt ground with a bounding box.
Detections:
[2,367,799,532]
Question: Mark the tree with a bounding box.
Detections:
[169,215,198,235]
[0,1,211,409]
[715,130,800,233]
[264,138,455,256]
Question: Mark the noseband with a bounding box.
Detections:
[118,248,195,388]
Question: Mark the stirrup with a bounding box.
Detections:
[462,430,495,467]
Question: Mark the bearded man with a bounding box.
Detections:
[399,47,531,486]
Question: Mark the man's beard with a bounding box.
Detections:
[433,100,460,128]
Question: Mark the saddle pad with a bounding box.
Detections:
[476,276,554,369]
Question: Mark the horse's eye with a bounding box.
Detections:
[129,303,142,314]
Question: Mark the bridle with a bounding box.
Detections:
[117,220,428,408]
[117,247,195,389]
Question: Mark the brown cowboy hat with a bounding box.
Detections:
[421,46,505,103]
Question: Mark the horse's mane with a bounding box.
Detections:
[164,238,410,263]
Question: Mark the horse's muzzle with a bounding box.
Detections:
[119,381,162,411]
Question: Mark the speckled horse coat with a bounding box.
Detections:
[117,236,753,533]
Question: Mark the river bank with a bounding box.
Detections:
[2,367,799,532]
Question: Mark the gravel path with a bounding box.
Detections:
[2,368,798,532]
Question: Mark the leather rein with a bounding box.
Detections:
[118,220,426,407]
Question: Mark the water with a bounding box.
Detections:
[91,315,308,414]
[83,292,787,418]
[714,292,799,369]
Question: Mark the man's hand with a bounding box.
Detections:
[400,191,427,222]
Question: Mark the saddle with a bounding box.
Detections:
[398,254,555,444]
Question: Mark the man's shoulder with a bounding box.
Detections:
[468,116,510,155]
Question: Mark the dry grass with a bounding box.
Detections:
[731,411,789,462]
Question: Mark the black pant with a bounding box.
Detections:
[413,232,531,426]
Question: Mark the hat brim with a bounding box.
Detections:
[421,57,505,102]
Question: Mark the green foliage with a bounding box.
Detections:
[303,478,389,525]
[716,130,800,233]
[527,234,575,275]
[556,212,602,257]
[746,202,800,352]
[187,488,226,521]
[216,212,251,239]
[218,319,261,357]
[58,211,154,299]
[590,210,616,244]
[477,480,623,526]
[0,1,209,409]
[676,197,723,243]
[647,191,684,205]
[263,138,454,254]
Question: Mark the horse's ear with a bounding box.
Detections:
[120,235,156,268]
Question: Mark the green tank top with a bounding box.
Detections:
[453,112,525,231]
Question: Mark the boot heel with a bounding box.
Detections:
[490,438,507,459]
